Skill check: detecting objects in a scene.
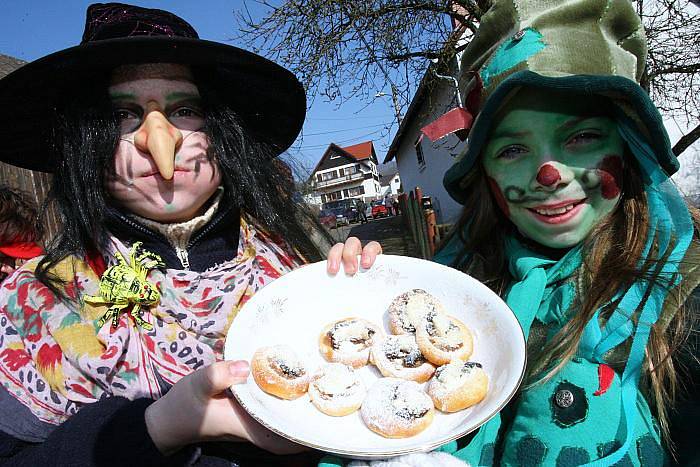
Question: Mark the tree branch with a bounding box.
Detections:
[673,122,700,156]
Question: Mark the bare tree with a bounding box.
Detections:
[639,0,700,155]
[237,0,699,155]
[237,1,486,111]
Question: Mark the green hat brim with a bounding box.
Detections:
[443,70,677,204]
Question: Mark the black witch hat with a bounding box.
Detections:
[0,2,306,172]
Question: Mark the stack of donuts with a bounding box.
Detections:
[250,289,488,438]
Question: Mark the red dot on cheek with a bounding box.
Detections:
[598,156,623,199]
[487,177,510,218]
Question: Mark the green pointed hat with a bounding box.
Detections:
[443,0,677,204]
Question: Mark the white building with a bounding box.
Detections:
[379,167,402,197]
[383,73,465,224]
[310,141,383,205]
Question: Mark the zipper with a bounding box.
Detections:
[116,206,233,271]
[116,213,189,269]
[187,206,231,250]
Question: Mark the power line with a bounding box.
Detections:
[306,115,386,121]
[295,129,386,150]
[301,122,388,136]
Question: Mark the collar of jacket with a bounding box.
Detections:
[104,204,241,272]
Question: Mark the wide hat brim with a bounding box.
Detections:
[443,71,678,204]
[0,36,306,172]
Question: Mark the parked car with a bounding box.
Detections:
[322,199,361,224]
[329,207,351,226]
[371,200,388,219]
[319,209,338,229]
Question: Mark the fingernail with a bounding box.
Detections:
[229,361,249,378]
[361,254,369,267]
[328,259,338,274]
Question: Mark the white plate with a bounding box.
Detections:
[224,254,526,459]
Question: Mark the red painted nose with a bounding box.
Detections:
[536,164,561,187]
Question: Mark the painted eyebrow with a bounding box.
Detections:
[489,129,532,140]
[558,116,603,131]
[109,92,136,101]
[166,92,201,103]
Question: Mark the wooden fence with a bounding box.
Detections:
[398,187,449,260]
[0,163,60,241]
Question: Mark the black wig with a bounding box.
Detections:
[36,68,329,290]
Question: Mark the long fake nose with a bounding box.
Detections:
[531,162,572,191]
[133,101,183,180]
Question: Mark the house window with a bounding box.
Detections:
[415,138,425,167]
[347,186,365,197]
[320,171,337,181]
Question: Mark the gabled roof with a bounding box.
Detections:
[310,140,376,176]
[0,54,26,79]
[341,141,375,160]
[379,169,399,186]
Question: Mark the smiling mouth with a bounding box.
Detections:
[526,199,586,223]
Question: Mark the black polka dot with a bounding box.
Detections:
[556,446,590,466]
[636,435,665,466]
[516,436,548,466]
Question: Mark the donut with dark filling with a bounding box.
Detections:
[319,317,382,368]
[387,289,445,335]
[427,360,488,412]
[370,334,435,382]
[251,345,310,400]
[361,377,434,438]
[415,312,473,365]
[308,363,366,416]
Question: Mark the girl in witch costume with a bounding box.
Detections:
[326,0,698,466]
[0,3,380,466]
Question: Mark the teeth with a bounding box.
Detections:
[534,204,575,216]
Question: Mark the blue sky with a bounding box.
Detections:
[0,0,399,176]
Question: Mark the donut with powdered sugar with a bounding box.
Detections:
[361,377,434,438]
[251,345,310,400]
[415,312,473,365]
[370,334,436,383]
[308,363,366,416]
[427,360,488,412]
[319,317,383,368]
[387,289,445,335]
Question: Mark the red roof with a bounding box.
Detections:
[340,141,374,160]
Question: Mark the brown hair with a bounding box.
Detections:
[442,155,698,448]
[0,186,42,245]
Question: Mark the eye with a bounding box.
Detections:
[171,106,203,119]
[496,146,527,160]
[169,106,205,131]
[114,108,141,134]
[567,131,601,146]
[114,108,139,121]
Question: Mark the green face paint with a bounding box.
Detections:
[482,89,624,249]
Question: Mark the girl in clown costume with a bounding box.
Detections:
[325,0,698,465]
